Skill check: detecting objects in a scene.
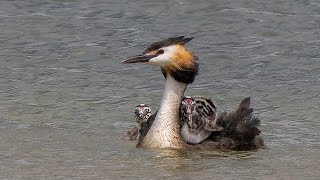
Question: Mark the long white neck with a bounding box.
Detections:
[139,75,187,149]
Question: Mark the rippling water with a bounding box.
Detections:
[0,0,319,179]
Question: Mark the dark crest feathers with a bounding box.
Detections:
[143,36,194,55]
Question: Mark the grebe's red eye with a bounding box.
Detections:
[156,49,164,55]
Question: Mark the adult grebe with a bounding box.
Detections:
[121,36,264,150]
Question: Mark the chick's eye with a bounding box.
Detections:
[156,49,164,55]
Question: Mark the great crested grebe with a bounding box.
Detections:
[121,36,264,150]
[122,104,151,141]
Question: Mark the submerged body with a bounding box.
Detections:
[121,36,264,150]
[122,126,139,141]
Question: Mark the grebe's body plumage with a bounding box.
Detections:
[137,74,186,148]
[121,36,264,150]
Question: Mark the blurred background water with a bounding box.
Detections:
[0,0,319,179]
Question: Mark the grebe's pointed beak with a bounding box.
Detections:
[121,54,157,64]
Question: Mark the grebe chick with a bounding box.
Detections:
[122,104,151,141]
[180,96,223,144]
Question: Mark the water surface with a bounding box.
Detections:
[0,0,319,179]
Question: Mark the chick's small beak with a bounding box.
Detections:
[121,55,156,64]
[187,114,193,125]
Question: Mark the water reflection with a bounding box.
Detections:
[149,148,259,174]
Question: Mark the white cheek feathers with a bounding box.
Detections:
[148,55,171,66]
[147,45,177,66]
